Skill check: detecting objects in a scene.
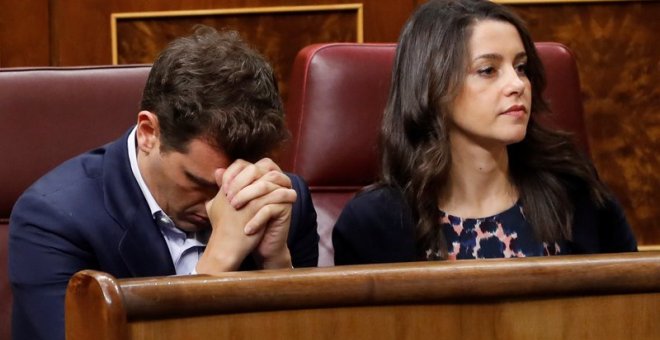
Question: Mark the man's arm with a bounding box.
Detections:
[9,191,95,340]
[286,174,319,268]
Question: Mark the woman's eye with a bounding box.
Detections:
[477,66,495,76]
[515,63,528,76]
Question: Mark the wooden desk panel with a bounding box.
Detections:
[66,252,660,340]
[126,294,659,340]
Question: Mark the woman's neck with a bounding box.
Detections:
[438,134,518,218]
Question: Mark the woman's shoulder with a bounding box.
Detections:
[336,185,412,231]
[566,179,638,253]
[348,185,406,208]
[333,184,417,264]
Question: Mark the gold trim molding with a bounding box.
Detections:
[110,4,364,65]
[639,245,660,252]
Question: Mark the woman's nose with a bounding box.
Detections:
[504,68,526,96]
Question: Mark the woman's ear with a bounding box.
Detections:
[136,111,160,153]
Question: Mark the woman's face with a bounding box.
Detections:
[448,19,532,148]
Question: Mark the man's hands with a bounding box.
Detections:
[195,158,296,274]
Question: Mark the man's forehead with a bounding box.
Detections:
[184,139,230,162]
[183,168,217,188]
[176,138,230,181]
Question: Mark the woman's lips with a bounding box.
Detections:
[502,105,527,118]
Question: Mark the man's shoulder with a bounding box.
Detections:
[24,132,130,197]
[24,147,107,198]
[12,135,127,219]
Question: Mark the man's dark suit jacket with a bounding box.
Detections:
[9,129,319,340]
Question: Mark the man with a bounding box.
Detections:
[9,26,318,340]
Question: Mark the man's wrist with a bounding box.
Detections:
[260,247,292,269]
[196,249,243,274]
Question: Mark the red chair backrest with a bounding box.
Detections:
[284,43,396,266]
[0,65,151,340]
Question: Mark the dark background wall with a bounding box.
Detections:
[0,0,657,246]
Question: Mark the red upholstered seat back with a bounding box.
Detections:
[0,65,151,340]
[535,42,590,154]
[284,43,396,266]
[284,42,588,266]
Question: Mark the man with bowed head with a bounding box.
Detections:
[9,26,318,340]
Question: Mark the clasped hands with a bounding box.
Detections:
[195,158,296,274]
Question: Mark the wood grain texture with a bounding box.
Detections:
[65,252,660,340]
[509,1,659,245]
[125,295,659,340]
[47,0,412,66]
[116,252,660,318]
[65,271,128,340]
[0,0,49,67]
[114,10,359,100]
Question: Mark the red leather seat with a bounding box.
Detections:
[284,42,588,266]
[0,65,151,340]
[284,43,396,266]
[535,42,590,154]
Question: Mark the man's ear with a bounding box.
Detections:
[136,111,160,153]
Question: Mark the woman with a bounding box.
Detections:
[333,0,637,265]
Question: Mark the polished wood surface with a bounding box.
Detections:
[66,252,660,339]
[0,0,49,66]
[66,272,127,340]
[21,0,414,66]
[124,294,659,339]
